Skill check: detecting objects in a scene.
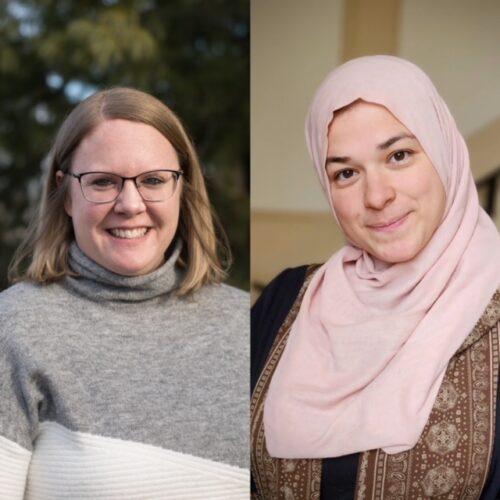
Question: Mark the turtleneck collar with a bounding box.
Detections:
[65,241,183,303]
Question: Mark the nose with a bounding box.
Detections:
[113,179,146,215]
[363,170,396,210]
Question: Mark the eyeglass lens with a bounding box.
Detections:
[80,171,180,203]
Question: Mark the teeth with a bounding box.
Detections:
[108,228,148,239]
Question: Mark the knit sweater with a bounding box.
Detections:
[0,242,249,499]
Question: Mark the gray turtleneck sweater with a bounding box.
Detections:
[0,243,249,499]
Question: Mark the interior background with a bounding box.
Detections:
[251,0,500,300]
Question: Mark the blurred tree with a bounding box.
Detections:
[0,0,249,290]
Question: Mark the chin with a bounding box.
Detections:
[371,244,421,264]
[103,257,158,276]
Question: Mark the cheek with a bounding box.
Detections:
[63,184,76,218]
[428,183,446,230]
[152,198,181,231]
[416,169,446,222]
[331,192,360,233]
[71,204,109,236]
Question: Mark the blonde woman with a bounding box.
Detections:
[1,88,248,498]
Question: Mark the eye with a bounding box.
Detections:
[84,174,118,189]
[388,150,413,164]
[93,177,114,186]
[138,171,171,187]
[141,175,166,186]
[333,168,358,183]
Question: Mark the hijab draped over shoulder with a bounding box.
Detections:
[264,55,500,458]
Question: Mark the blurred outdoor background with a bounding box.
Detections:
[252,0,500,301]
[0,0,249,291]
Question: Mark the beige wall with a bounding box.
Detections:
[251,0,345,297]
[399,0,500,201]
[468,118,500,185]
[342,0,400,60]
[251,211,345,292]
[251,0,343,213]
[399,0,500,139]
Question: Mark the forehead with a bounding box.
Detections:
[72,119,178,173]
[327,101,413,152]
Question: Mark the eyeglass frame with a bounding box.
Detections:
[65,169,184,204]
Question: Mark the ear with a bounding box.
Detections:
[55,170,73,217]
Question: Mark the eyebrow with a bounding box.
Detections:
[325,133,417,165]
[377,133,416,150]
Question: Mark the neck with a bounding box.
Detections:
[64,240,183,303]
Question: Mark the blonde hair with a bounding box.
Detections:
[8,87,230,295]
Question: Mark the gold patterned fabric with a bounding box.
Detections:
[251,271,499,500]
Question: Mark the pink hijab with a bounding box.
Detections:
[264,56,500,458]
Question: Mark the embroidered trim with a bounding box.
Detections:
[251,266,322,499]
[457,290,500,354]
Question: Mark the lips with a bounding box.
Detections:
[367,213,410,232]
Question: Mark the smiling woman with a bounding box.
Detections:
[1,88,249,499]
[57,119,183,277]
[9,88,228,295]
[326,101,446,263]
[251,56,500,499]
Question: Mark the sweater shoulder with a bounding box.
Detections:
[192,282,249,315]
[0,281,66,340]
[0,280,64,309]
[213,282,249,307]
[180,283,249,347]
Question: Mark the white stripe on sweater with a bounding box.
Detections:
[24,421,249,499]
[0,434,31,500]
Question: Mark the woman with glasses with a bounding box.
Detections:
[0,87,248,498]
[251,56,500,499]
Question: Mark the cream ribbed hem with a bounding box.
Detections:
[0,434,31,500]
[23,421,249,499]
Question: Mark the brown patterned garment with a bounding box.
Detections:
[251,268,499,500]
[251,266,322,500]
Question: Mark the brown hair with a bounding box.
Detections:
[8,87,230,294]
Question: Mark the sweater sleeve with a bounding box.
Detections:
[0,332,38,499]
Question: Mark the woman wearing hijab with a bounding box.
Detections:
[251,56,500,499]
[0,87,248,498]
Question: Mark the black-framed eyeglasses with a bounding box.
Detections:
[66,169,183,204]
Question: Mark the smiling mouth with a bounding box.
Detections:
[107,227,150,239]
[368,213,410,232]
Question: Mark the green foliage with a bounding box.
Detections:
[0,0,249,290]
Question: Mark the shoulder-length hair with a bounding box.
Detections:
[8,87,230,295]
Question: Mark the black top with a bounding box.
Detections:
[251,267,500,499]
